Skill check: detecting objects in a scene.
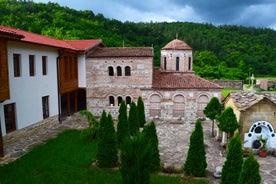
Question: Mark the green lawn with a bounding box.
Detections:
[0,130,210,184]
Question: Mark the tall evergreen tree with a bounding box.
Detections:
[142,121,160,172]
[137,96,146,127]
[120,133,151,184]
[238,152,261,184]
[128,101,139,136]
[220,133,243,184]
[203,97,222,137]
[218,107,239,144]
[184,119,207,177]
[117,100,130,147]
[97,112,118,168]
[79,110,99,140]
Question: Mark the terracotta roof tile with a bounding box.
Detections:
[0,26,101,51]
[0,26,24,38]
[162,39,192,50]
[152,68,222,89]
[227,91,276,110]
[87,47,154,57]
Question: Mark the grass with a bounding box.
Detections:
[0,129,210,184]
[222,89,239,98]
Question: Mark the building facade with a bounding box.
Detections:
[86,39,223,120]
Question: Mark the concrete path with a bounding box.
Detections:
[0,116,275,184]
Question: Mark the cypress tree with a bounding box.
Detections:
[184,118,207,177]
[238,152,261,184]
[120,133,151,184]
[97,112,118,167]
[137,96,146,127]
[203,97,222,137]
[128,101,139,136]
[142,121,160,172]
[220,133,243,184]
[117,100,130,147]
[218,107,239,144]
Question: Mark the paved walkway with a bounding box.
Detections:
[0,116,276,184]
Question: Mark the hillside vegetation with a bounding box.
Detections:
[1,0,276,80]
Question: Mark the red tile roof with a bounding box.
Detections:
[87,47,154,57]
[0,26,101,51]
[152,68,222,89]
[0,26,24,39]
[162,39,192,50]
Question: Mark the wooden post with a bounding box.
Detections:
[67,93,70,116]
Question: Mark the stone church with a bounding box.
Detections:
[86,39,223,120]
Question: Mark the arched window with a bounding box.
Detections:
[176,57,179,71]
[117,66,122,76]
[125,66,131,76]
[126,96,131,106]
[118,96,123,106]
[108,66,114,76]
[164,57,167,70]
[109,96,115,106]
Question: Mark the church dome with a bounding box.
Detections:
[162,39,192,50]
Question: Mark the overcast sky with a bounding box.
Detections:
[32,0,276,30]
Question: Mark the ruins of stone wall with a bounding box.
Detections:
[211,80,243,89]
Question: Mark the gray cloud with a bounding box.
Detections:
[32,0,276,29]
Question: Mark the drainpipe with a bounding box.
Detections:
[56,54,62,124]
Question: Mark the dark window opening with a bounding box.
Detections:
[42,56,47,75]
[126,96,131,106]
[118,96,123,106]
[13,54,21,77]
[108,66,114,76]
[164,57,167,70]
[109,96,115,106]
[42,96,49,119]
[117,66,122,76]
[176,57,179,71]
[29,55,35,76]
[125,66,131,76]
[4,103,16,133]
[188,57,191,70]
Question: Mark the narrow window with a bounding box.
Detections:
[126,96,131,106]
[108,66,114,76]
[42,56,47,75]
[13,54,21,77]
[109,96,115,106]
[188,57,191,70]
[4,103,16,133]
[125,66,131,76]
[42,96,49,119]
[176,57,179,71]
[29,55,35,76]
[164,57,167,70]
[118,96,123,106]
[117,66,122,76]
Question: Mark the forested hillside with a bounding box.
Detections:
[1,0,276,80]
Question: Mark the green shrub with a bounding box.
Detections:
[220,133,243,184]
[128,101,139,136]
[97,111,118,167]
[79,110,99,140]
[117,100,130,147]
[184,119,207,177]
[137,96,146,127]
[120,133,151,184]
[142,121,160,172]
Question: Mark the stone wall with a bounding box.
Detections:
[3,116,59,145]
[211,80,243,89]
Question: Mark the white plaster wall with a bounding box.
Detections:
[78,54,86,88]
[3,42,59,134]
